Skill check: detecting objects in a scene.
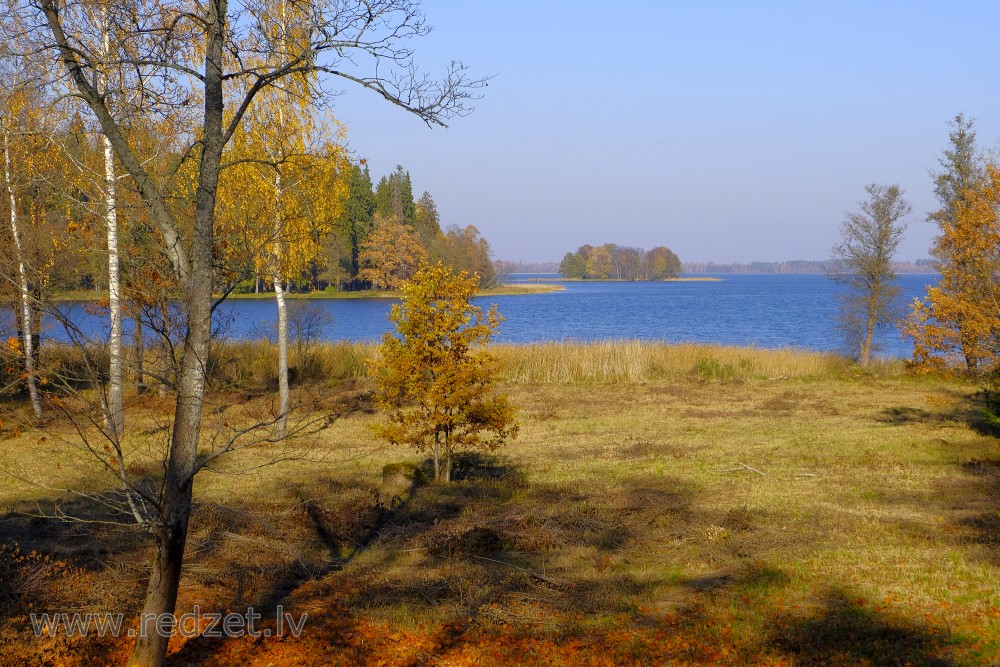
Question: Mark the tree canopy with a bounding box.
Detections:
[559,243,681,280]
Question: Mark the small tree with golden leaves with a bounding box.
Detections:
[369,262,518,483]
[904,164,1000,374]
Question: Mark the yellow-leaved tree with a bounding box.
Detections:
[369,262,518,483]
[904,164,1000,373]
[358,213,428,289]
[218,41,349,437]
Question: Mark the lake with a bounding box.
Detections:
[40,274,940,359]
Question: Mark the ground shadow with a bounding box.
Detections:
[878,386,999,436]
[767,588,958,666]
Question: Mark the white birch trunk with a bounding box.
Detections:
[273,169,289,439]
[104,133,124,439]
[2,128,43,420]
[101,12,124,441]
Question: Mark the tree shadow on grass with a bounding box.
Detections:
[767,588,959,666]
[0,495,147,571]
[166,453,703,665]
[877,386,1000,436]
[952,457,1000,565]
[0,494,148,666]
[4,448,982,666]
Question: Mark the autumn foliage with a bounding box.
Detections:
[369,263,518,482]
[905,164,1000,373]
[358,214,428,289]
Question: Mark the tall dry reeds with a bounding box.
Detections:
[491,340,901,384]
[29,339,904,394]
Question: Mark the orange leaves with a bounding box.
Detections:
[358,215,428,290]
[907,164,1000,373]
[369,262,518,482]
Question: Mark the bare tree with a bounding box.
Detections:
[830,183,910,366]
[5,0,485,664]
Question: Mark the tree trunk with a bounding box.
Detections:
[158,307,171,398]
[2,127,43,420]
[100,12,124,442]
[104,131,125,439]
[433,432,441,482]
[861,295,877,368]
[134,314,146,392]
[273,272,289,438]
[272,171,289,439]
[442,428,452,483]
[126,0,226,661]
[126,496,189,666]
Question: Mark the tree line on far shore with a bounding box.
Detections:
[312,163,497,293]
[558,244,681,280]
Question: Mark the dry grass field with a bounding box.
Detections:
[1,342,999,665]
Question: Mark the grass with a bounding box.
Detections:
[1,341,999,665]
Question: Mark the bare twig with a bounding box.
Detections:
[718,462,767,476]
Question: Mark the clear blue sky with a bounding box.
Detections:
[326,1,1000,264]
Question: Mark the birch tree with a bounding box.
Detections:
[1,89,44,420]
[7,1,484,665]
[97,3,124,440]
[220,114,348,438]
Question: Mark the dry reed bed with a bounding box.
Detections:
[209,339,903,387]
[30,339,902,394]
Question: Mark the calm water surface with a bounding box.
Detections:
[47,274,939,358]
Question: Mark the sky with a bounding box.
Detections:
[325,1,1000,264]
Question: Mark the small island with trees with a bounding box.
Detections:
[558,243,684,280]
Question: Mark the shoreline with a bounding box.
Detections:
[52,283,565,302]
[548,276,722,283]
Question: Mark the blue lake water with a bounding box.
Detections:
[44,273,940,359]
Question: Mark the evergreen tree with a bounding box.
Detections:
[397,165,417,226]
[415,190,442,247]
[333,162,376,288]
[374,165,417,225]
[929,114,984,233]
[374,173,393,219]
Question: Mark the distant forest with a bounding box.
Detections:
[682,259,937,274]
[513,257,937,277]
[559,244,681,280]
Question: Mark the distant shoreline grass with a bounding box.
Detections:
[551,276,722,282]
[51,283,564,302]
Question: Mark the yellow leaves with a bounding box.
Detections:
[907,164,1000,373]
[358,215,427,289]
[6,337,21,354]
[217,92,349,281]
[369,263,518,482]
